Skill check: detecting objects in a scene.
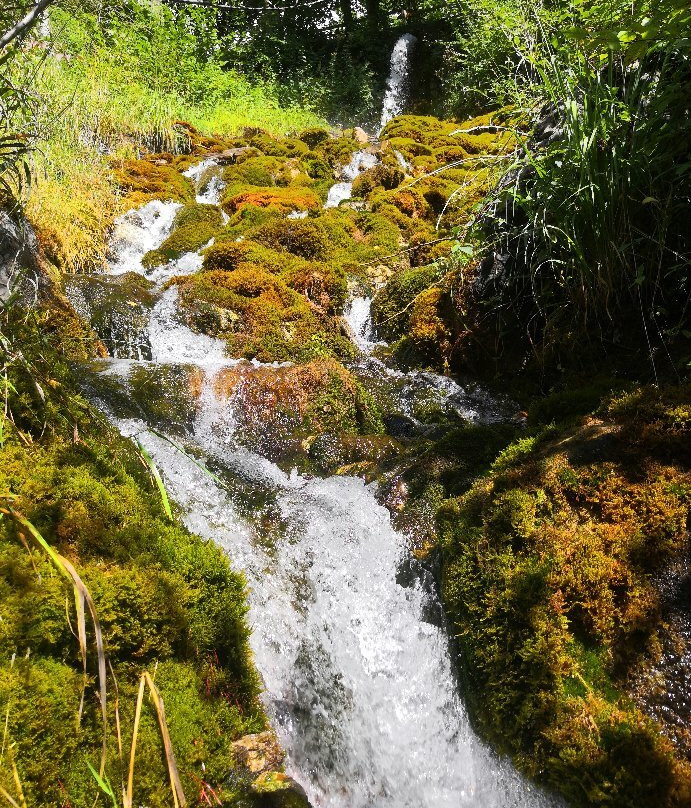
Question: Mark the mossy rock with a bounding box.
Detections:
[210,359,383,466]
[222,186,322,216]
[437,384,691,807]
[351,164,405,198]
[380,115,459,141]
[298,127,331,149]
[251,772,311,808]
[252,219,331,261]
[64,271,154,359]
[284,261,347,314]
[223,156,312,189]
[248,133,310,159]
[172,267,353,363]
[112,158,194,205]
[385,137,434,160]
[142,203,223,267]
[202,241,250,272]
[371,186,431,220]
[315,136,360,168]
[372,264,445,341]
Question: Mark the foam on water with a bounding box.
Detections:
[183,158,226,205]
[108,200,181,276]
[147,287,229,365]
[344,296,386,353]
[109,381,554,808]
[325,151,379,208]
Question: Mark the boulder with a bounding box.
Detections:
[231,730,285,776]
[215,146,257,165]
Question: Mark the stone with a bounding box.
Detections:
[251,772,312,808]
[215,146,256,165]
[231,730,285,775]
[352,126,369,144]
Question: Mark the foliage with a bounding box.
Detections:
[477,5,691,372]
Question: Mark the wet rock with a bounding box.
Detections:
[216,146,257,165]
[64,272,155,359]
[383,413,421,438]
[0,209,44,303]
[231,730,285,775]
[351,126,369,144]
[251,772,312,808]
[212,359,384,468]
[309,433,402,473]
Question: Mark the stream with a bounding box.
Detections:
[65,36,558,808]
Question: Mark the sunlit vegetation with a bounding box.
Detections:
[0,0,689,806]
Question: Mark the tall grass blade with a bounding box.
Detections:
[137,441,173,521]
[125,673,187,808]
[0,506,108,775]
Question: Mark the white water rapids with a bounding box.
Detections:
[68,44,558,804]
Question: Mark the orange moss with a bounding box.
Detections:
[222,187,321,215]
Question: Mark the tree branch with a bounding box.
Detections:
[0,0,54,51]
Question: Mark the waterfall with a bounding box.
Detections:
[380,34,417,131]
[103,377,554,808]
[68,161,557,808]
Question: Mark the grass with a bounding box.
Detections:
[9,4,326,273]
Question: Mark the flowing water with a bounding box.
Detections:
[325,150,379,208]
[67,41,558,806]
[380,34,417,131]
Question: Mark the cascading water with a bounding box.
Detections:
[70,135,557,806]
[325,150,379,208]
[380,33,417,130]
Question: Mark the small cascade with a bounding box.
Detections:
[93,373,554,808]
[344,296,385,353]
[183,158,226,206]
[325,150,379,208]
[71,130,554,808]
[108,200,180,276]
[380,34,417,131]
[147,287,230,366]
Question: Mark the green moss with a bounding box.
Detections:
[298,127,331,149]
[142,203,223,267]
[112,158,194,205]
[437,385,691,807]
[248,133,309,158]
[351,164,404,198]
[372,264,445,341]
[315,136,360,168]
[223,156,311,188]
[221,185,322,216]
[172,267,353,363]
[253,219,331,261]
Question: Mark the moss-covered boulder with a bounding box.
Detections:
[437,385,691,807]
[112,157,194,205]
[221,186,322,216]
[251,772,312,808]
[372,264,445,341]
[171,266,353,363]
[142,203,223,267]
[351,164,405,198]
[64,271,155,359]
[211,359,384,467]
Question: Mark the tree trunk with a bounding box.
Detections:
[365,0,380,32]
[340,0,353,33]
[0,0,53,50]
